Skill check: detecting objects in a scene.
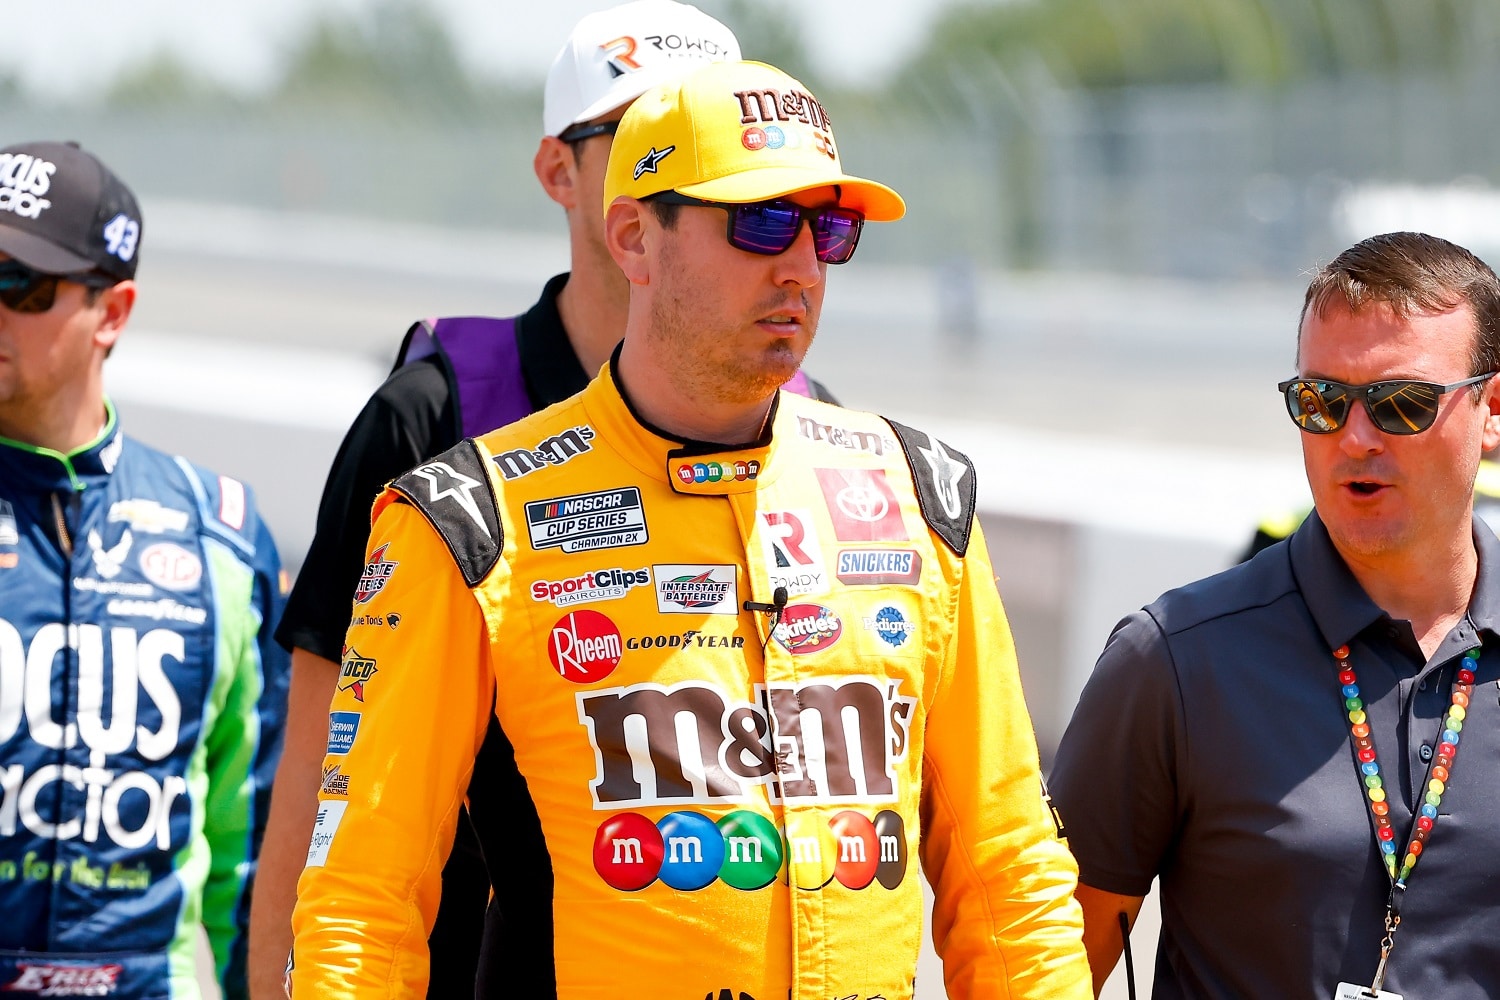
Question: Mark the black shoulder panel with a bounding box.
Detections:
[886,419,977,556]
[390,439,503,587]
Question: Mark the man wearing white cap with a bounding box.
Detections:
[290,60,1090,999]
[248,4,793,998]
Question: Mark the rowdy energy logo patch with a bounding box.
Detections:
[756,509,828,597]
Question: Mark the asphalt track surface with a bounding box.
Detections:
[120,201,1306,998]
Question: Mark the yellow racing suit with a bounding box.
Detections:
[290,363,1089,1000]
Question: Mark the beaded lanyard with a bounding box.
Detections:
[1335,642,1480,994]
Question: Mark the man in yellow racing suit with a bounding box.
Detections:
[290,59,1089,1000]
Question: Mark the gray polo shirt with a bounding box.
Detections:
[1051,512,1500,998]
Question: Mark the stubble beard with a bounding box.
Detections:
[648,275,811,407]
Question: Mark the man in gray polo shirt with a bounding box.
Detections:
[1052,231,1500,999]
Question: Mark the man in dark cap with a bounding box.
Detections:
[0,141,288,1000]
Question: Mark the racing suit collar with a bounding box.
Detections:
[0,399,122,493]
[592,349,784,496]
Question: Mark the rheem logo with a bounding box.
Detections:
[548,610,623,683]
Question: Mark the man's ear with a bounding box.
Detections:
[533,136,578,210]
[94,280,136,355]
[605,198,651,286]
[1483,374,1500,453]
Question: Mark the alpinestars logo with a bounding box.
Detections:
[634,145,675,180]
[409,461,490,537]
[0,152,55,220]
[2,962,122,995]
[916,437,968,521]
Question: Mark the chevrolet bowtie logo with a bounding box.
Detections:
[634,144,676,180]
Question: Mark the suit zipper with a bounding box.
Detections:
[47,489,78,950]
[49,491,74,558]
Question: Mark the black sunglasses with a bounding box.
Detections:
[0,259,117,314]
[1278,372,1496,435]
[647,191,865,265]
[558,120,620,144]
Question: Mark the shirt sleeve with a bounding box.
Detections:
[920,519,1092,999]
[1049,608,1185,897]
[202,500,291,999]
[275,360,454,662]
[289,496,493,998]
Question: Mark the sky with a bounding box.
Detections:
[0,0,966,100]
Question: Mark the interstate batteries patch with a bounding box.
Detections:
[526,487,648,553]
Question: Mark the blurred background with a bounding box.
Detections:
[7,0,1497,995]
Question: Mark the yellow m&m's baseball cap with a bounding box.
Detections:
[603,60,905,222]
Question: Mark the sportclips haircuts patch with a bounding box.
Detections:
[526,488,648,553]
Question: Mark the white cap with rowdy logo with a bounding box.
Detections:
[543,0,741,138]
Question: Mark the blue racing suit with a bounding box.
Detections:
[0,405,289,999]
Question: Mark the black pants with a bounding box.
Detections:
[425,810,489,998]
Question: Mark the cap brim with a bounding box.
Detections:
[677,167,906,222]
[0,224,95,274]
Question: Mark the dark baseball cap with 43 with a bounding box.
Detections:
[0,141,142,281]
